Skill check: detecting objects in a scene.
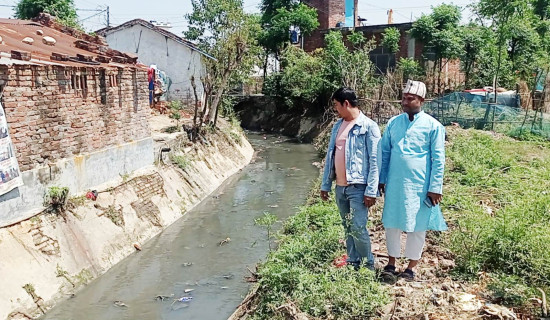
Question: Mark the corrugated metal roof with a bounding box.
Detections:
[0,18,142,68]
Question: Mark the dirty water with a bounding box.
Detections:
[41,133,319,320]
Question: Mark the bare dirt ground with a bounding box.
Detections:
[368,204,543,320]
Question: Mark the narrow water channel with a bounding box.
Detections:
[42,133,319,320]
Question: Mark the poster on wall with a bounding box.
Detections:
[0,102,23,196]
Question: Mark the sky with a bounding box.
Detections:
[0,0,475,36]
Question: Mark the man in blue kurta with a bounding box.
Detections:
[379,80,447,281]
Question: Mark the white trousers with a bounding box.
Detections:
[385,228,426,261]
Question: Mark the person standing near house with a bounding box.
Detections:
[379,80,447,281]
[320,87,381,270]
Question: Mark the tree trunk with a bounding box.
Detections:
[191,76,200,141]
[211,71,231,127]
[544,69,550,113]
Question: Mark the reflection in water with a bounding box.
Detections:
[42,133,319,320]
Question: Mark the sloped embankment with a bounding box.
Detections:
[1,119,253,320]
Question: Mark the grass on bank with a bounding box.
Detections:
[251,127,550,318]
[251,180,389,319]
[443,128,550,305]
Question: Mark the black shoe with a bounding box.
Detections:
[382,264,398,275]
[379,265,398,284]
[398,268,415,281]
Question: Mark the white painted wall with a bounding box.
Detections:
[103,25,206,102]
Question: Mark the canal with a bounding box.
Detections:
[42,133,319,320]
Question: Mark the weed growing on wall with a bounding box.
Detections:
[170,154,190,171]
[43,186,69,214]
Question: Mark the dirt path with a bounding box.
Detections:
[369,206,538,320]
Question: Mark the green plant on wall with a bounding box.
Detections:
[170,154,190,171]
[169,100,183,129]
[43,186,69,213]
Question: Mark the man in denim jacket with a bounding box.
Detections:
[320,87,381,270]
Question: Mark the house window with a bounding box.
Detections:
[80,73,88,90]
[99,69,107,104]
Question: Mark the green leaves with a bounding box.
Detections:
[411,4,463,62]
[252,200,388,318]
[259,0,318,53]
[15,0,79,28]
[381,27,400,54]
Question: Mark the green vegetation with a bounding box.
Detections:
[104,205,124,227]
[251,192,388,319]
[258,0,318,57]
[56,264,75,287]
[74,268,93,286]
[170,154,190,171]
[43,186,69,214]
[163,126,180,134]
[169,100,183,128]
[254,212,278,251]
[185,0,261,127]
[265,30,377,110]
[444,129,550,302]
[15,0,79,28]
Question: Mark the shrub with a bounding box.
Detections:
[170,154,190,170]
[444,130,550,287]
[43,186,69,213]
[251,200,388,319]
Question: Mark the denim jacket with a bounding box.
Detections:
[321,112,381,197]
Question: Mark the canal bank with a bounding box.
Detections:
[39,133,319,320]
[1,119,254,320]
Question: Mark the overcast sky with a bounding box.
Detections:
[0,0,475,35]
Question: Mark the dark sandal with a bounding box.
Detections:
[379,265,398,284]
[383,265,398,275]
[398,268,415,281]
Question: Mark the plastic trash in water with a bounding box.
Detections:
[176,297,193,302]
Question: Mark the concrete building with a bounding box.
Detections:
[97,19,212,102]
[0,14,153,227]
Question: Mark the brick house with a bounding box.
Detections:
[302,0,464,90]
[0,14,153,226]
[302,0,422,73]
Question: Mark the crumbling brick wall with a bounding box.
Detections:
[0,65,150,172]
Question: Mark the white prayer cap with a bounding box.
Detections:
[403,80,427,99]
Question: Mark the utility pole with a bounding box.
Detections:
[107,6,110,27]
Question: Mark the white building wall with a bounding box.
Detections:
[104,25,205,102]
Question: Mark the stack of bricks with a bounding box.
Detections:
[1,64,151,172]
[125,173,165,201]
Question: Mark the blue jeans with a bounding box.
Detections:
[335,184,375,268]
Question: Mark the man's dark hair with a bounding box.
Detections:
[332,87,358,107]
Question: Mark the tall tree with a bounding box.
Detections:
[476,0,541,94]
[410,4,464,95]
[460,24,490,89]
[259,0,318,55]
[15,0,79,28]
[257,0,318,80]
[185,0,261,128]
[381,27,401,72]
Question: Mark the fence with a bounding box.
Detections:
[360,92,550,140]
